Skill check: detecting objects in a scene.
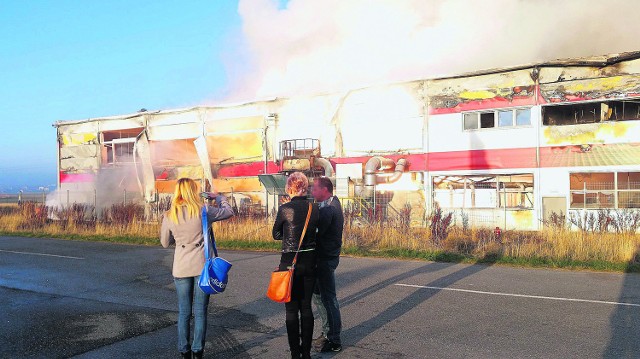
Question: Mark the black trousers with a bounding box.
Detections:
[279,251,316,358]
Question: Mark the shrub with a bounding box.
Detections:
[429,207,453,243]
[104,203,145,225]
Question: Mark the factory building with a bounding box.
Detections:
[54,51,640,230]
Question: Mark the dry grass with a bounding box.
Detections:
[2,202,640,271]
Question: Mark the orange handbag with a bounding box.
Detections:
[267,203,312,303]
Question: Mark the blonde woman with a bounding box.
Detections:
[272,172,320,359]
[161,178,234,359]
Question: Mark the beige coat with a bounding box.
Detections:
[160,195,234,278]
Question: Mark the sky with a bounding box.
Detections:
[0,0,246,191]
[1,0,638,192]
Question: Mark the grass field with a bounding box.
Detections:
[1,202,640,272]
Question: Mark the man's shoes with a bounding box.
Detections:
[180,351,191,359]
[320,341,342,353]
[312,334,328,351]
[192,351,203,359]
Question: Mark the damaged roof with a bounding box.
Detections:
[54,51,640,127]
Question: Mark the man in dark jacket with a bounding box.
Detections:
[311,177,344,352]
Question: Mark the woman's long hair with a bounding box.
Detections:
[168,178,201,224]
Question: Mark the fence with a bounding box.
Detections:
[0,192,49,205]
[0,185,550,230]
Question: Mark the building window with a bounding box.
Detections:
[105,139,136,164]
[543,100,640,126]
[480,112,495,128]
[464,113,479,130]
[433,174,534,209]
[569,172,640,209]
[102,129,142,165]
[516,109,531,126]
[463,108,531,131]
[498,110,513,127]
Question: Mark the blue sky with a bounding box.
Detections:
[0,1,247,191]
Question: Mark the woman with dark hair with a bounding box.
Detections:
[272,172,320,359]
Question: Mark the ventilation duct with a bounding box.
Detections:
[363,156,407,196]
[314,157,334,177]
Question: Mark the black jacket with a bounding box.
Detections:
[316,196,344,259]
[272,196,319,253]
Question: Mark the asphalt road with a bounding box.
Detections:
[1,236,640,359]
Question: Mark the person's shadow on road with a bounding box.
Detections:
[604,248,640,358]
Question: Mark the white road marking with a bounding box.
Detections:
[0,249,84,260]
[395,283,640,308]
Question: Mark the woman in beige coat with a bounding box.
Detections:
[161,178,234,359]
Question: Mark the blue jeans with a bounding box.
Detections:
[315,256,342,345]
[174,276,210,353]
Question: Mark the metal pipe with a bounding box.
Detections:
[363,156,407,196]
[364,156,395,188]
[376,158,407,184]
[313,157,334,177]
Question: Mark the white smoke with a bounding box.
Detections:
[234,0,640,99]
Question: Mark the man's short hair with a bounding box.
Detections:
[314,177,333,194]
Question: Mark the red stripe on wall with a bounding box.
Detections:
[59,143,640,183]
[217,161,280,177]
[428,96,536,115]
[331,154,428,171]
[427,148,538,171]
[59,172,95,183]
[214,149,537,176]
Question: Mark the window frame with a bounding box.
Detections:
[432,173,534,210]
[542,99,640,126]
[104,137,136,165]
[462,107,532,131]
[569,171,640,209]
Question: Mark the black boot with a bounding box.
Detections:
[300,315,314,359]
[180,351,191,359]
[286,318,301,359]
[192,351,203,359]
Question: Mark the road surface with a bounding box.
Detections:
[1,236,639,358]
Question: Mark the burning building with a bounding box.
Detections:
[54,51,640,230]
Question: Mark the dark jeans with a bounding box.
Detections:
[174,276,210,353]
[315,256,342,344]
[280,251,316,358]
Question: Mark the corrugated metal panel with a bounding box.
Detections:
[539,75,640,103]
[211,177,263,193]
[205,132,264,164]
[540,143,640,167]
[150,139,200,167]
[98,117,145,131]
[60,144,100,159]
[147,123,202,141]
[204,116,264,134]
[539,58,640,84]
[59,144,100,172]
[57,121,99,135]
[60,133,98,146]
[427,69,536,114]
[147,110,201,126]
[60,157,100,172]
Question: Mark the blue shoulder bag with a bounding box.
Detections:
[198,205,232,295]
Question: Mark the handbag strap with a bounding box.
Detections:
[291,202,312,268]
[202,205,219,260]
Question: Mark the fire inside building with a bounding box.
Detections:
[53,52,640,230]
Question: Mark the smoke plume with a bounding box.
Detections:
[234,0,640,99]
